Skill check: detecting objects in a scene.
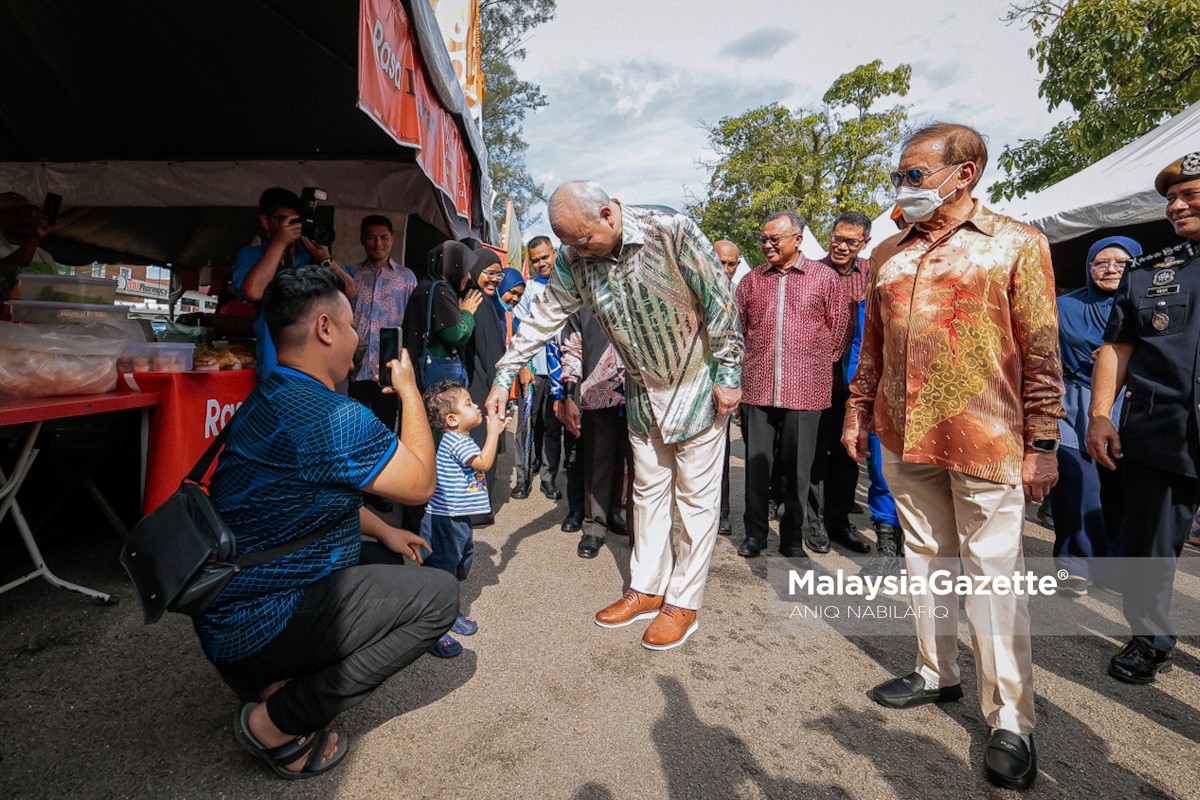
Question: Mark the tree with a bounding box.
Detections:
[990,0,1200,202]
[689,61,910,264]
[479,0,555,230]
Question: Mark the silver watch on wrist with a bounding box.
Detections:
[1029,439,1058,453]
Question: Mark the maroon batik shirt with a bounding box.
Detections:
[735,256,854,411]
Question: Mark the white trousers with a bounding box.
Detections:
[627,418,727,610]
[881,448,1036,734]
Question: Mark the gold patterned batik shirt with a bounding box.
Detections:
[493,202,742,444]
[846,202,1064,485]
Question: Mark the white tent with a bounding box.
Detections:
[860,207,902,260]
[995,102,1200,243]
[799,225,827,260]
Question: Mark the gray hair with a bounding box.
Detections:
[763,210,806,232]
[549,181,611,232]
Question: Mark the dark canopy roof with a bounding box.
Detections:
[0,0,492,262]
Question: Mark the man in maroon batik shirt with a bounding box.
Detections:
[734,210,853,560]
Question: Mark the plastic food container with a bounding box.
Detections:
[17,273,118,305]
[118,342,195,373]
[8,299,129,324]
[0,321,129,398]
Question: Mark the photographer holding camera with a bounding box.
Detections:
[234,187,356,379]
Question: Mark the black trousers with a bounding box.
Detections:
[581,406,630,537]
[808,389,861,529]
[721,427,732,522]
[216,543,458,734]
[515,376,575,485]
[741,404,822,547]
[1119,460,1200,652]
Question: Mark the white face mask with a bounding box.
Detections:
[895,164,964,223]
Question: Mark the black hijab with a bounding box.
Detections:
[403,241,478,358]
[461,246,506,396]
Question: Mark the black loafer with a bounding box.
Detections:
[607,518,628,537]
[577,534,602,559]
[831,523,872,553]
[511,484,530,500]
[561,515,583,533]
[1109,638,1172,684]
[737,537,764,558]
[718,518,733,536]
[778,544,813,568]
[803,529,831,554]
[540,480,562,500]
[985,730,1037,790]
[866,672,963,709]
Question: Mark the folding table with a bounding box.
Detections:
[0,390,161,604]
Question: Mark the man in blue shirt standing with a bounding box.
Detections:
[201,264,456,780]
[233,187,357,379]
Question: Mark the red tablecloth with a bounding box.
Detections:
[124,370,257,513]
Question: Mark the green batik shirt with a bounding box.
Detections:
[493,203,742,444]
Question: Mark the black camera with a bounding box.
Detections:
[296,186,335,246]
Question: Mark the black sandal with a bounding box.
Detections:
[233,703,349,780]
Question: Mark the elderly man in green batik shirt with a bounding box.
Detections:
[485,181,743,651]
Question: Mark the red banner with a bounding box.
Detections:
[358,0,473,222]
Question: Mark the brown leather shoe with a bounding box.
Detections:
[594,589,663,628]
[641,604,699,650]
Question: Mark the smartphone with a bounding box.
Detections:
[379,327,401,387]
[43,192,62,225]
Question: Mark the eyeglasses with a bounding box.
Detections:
[481,269,504,278]
[888,163,962,189]
[1090,259,1129,272]
[829,235,864,248]
[759,231,799,246]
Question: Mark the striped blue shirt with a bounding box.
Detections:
[427,431,490,516]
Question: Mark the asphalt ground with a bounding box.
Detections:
[2,425,1198,799]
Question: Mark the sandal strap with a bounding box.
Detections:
[299,731,335,773]
[262,731,320,766]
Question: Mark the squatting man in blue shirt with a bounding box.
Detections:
[196,265,458,779]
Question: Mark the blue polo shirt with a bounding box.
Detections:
[196,367,397,664]
[232,244,314,379]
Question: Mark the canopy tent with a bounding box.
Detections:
[992,104,1195,288]
[859,207,902,260]
[995,103,1199,244]
[0,0,492,270]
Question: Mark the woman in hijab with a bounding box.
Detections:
[460,246,508,526]
[399,241,483,533]
[402,241,483,377]
[1050,235,1141,596]
[495,267,527,343]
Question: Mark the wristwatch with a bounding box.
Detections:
[319,258,333,268]
[1029,439,1058,453]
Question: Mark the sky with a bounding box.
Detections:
[512,0,1070,241]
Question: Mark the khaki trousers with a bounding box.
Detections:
[881,448,1036,734]
[628,417,727,610]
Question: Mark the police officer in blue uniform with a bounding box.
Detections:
[1087,151,1200,683]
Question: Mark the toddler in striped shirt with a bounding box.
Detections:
[420,380,506,657]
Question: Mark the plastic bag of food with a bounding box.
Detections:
[0,321,130,398]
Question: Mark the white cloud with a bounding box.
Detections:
[510,0,1067,239]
